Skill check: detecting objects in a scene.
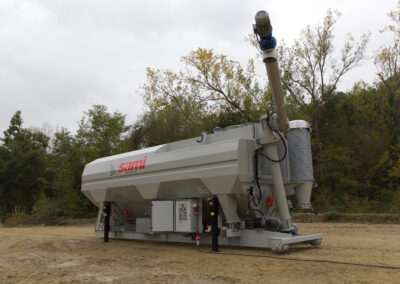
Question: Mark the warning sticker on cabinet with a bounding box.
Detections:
[179,204,187,221]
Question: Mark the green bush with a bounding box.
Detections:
[64,189,91,218]
[31,194,67,225]
[323,209,342,221]
[4,212,31,226]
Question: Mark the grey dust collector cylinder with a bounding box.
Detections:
[287,120,313,182]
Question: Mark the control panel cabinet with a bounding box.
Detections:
[151,200,174,232]
[175,199,198,233]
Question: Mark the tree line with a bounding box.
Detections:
[1,4,399,224]
[0,105,132,224]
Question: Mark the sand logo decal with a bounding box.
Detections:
[118,155,148,174]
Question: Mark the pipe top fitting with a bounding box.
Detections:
[254,10,272,37]
[253,10,276,51]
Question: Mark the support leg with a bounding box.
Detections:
[103,201,111,242]
[208,197,219,252]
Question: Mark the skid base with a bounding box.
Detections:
[95,229,322,253]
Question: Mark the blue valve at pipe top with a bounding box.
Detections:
[253,10,277,51]
[259,34,276,51]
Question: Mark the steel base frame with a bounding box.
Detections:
[95,229,322,253]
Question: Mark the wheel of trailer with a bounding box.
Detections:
[271,240,289,253]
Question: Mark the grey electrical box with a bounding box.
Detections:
[151,201,174,232]
[174,199,198,233]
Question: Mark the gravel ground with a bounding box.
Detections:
[0,222,399,283]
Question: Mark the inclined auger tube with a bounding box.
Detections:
[265,61,289,132]
[254,11,293,232]
[253,10,289,133]
[81,9,322,253]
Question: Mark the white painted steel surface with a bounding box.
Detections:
[151,201,174,232]
[82,126,255,206]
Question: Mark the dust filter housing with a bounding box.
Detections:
[287,120,313,182]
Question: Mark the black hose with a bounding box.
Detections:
[196,134,204,143]
[246,191,264,216]
[260,113,287,163]
[252,151,262,207]
[198,250,400,271]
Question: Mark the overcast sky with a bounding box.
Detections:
[0,0,396,135]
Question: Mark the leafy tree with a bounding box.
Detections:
[375,1,400,148]
[275,9,369,140]
[0,111,49,217]
[375,1,400,84]
[76,105,131,164]
[0,146,9,218]
[46,128,75,199]
[131,106,204,149]
[142,49,270,125]
[2,110,23,145]
[142,68,207,126]
[312,83,393,212]
[366,2,400,212]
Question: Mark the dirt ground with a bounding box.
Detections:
[1,222,400,283]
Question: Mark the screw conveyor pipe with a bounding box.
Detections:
[255,10,293,231]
